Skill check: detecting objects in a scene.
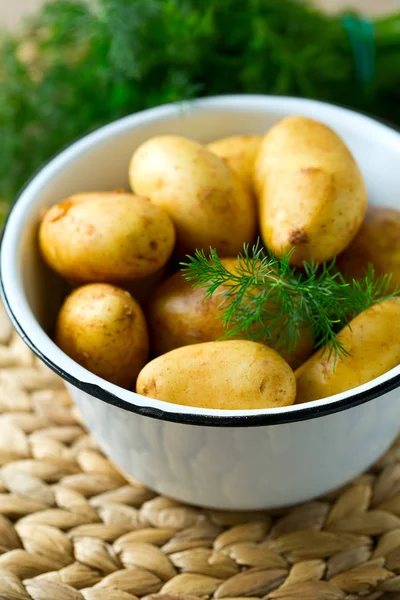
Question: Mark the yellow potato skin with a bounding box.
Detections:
[147,258,236,356]
[56,284,149,388]
[148,258,313,368]
[129,136,256,255]
[137,340,296,410]
[39,192,175,282]
[46,190,126,204]
[337,206,400,292]
[207,135,262,191]
[254,116,367,265]
[148,271,225,355]
[295,299,400,403]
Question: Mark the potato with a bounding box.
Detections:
[137,340,296,410]
[39,192,175,282]
[55,283,149,388]
[337,206,400,292]
[46,190,125,204]
[123,266,171,306]
[254,116,367,265]
[295,298,400,403]
[148,259,313,368]
[129,136,256,255]
[147,260,233,356]
[148,272,225,354]
[207,135,262,191]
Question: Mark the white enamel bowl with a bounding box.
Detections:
[1,96,400,510]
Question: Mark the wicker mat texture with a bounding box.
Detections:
[0,307,399,600]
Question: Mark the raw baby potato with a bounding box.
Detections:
[207,135,262,191]
[295,298,400,403]
[56,283,149,388]
[254,116,367,265]
[39,192,175,282]
[147,257,240,356]
[148,269,226,355]
[129,135,256,255]
[136,340,296,410]
[148,259,313,368]
[337,206,400,292]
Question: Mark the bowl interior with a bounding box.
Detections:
[3,95,400,419]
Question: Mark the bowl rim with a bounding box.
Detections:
[2,93,400,428]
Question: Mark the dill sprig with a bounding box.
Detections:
[181,241,399,363]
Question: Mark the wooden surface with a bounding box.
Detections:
[0,0,399,29]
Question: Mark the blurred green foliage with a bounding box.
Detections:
[0,0,399,216]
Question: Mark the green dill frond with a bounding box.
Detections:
[181,241,399,364]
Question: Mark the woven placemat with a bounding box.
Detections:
[0,306,399,600]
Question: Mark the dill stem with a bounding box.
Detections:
[181,241,399,363]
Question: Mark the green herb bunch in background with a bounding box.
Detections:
[0,0,399,219]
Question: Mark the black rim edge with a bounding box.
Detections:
[1,95,400,428]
